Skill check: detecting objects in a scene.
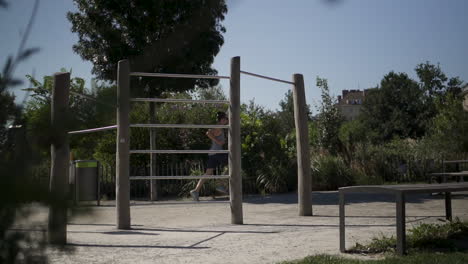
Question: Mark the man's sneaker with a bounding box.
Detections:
[215,186,228,194]
[190,190,199,201]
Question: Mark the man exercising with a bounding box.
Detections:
[190,111,229,201]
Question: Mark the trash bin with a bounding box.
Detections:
[72,160,100,204]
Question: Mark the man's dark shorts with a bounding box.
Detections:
[207,154,228,169]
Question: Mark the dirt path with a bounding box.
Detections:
[39,191,468,264]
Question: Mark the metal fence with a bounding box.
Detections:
[98,161,259,201]
[373,154,468,184]
[29,159,258,202]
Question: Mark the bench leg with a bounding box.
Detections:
[339,191,345,252]
[445,192,452,221]
[396,192,406,256]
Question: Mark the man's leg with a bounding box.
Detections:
[215,164,229,194]
[194,168,214,192]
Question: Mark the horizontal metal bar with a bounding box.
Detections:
[130,72,230,79]
[130,175,230,180]
[130,150,229,154]
[443,160,468,164]
[131,98,230,104]
[143,201,230,205]
[429,171,468,176]
[131,124,229,129]
[240,70,294,85]
[68,125,117,135]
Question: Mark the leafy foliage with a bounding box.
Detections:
[360,63,464,144]
[351,218,468,254]
[315,77,344,155]
[23,72,117,161]
[338,119,368,165]
[281,253,468,264]
[416,62,449,98]
[360,72,425,142]
[426,93,468,154]
[311,155,356,190]
[67,0,228,97]
[312,62,466,187]
[241,97,298,194]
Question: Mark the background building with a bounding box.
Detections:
[336,89,367,121]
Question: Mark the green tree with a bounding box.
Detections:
[415,62,464,128]
[415,62,448,98]
[446,76,464,95]
[338,119,368,164]
[426,93,468,154]
[23,72,117,160]
[360,72,425,142]
[277,90,297,130]
[67,0,228,95]
[241,100,297,193]
[278,90,312,132]
[315,77,344,155]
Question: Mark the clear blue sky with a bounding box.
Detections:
[1,0,467,112]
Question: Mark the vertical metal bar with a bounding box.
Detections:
[175,162,178,190]
[293,73,312,216]
[150,102,159,200]
[116,59,131,229]
[442,161,447,183]
[339,191,346,252]
[48,72,70,244]
[74,162,77,205]
[229,56,243,224]
[97,161,100,206]
[101,164,105,200]
[445,192,452,221]
[104,164,107,199]
[396,192,406,256]
[171,161,174,177]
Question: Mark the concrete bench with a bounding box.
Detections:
[339,183,468,256]
[429,171,468,183]
[429,160,468,183]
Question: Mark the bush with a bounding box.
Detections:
[256,157,296,193]
[349,139,446,184]
[311,155,356,190]
[351,218,468,254]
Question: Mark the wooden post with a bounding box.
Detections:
[116,60,131,229]
[293,74,312,216]
[48,72,70,244]
[339,191,345,252]
[396,192,406,255]
[229,56,243,224]
[97,161,101,206]
[445,192,452,221]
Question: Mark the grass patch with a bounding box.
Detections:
[350,218,468,254]
[280,253,468,264]
[280,219,468,264]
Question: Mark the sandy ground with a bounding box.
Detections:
[23,191,468,264]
